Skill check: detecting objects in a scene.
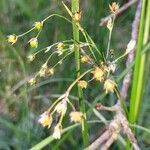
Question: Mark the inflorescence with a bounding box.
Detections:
[7,2,136,139]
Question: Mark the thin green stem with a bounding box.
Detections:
[106,15,115,59]
[17,27,35,37]
[42,13,71,24]
[52,51,73,68]
[71,0,89,147]
[17,14,71,38]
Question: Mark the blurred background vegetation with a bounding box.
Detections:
[0,0,149,149]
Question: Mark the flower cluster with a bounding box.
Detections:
[38,93,83,139]
[7,1,134,141]
[7,20,43,47]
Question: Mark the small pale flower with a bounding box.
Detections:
[69,44,74,50]
[107,18,113,31]
[57,43,64,55]
[29,38,38,48]
[126,40,136,54]
[109,2,119,14]
[47,68,54,76]
[104,79,116,93]
[78,80,88,89]
[57,42,64,50]
[91,67,105,81]
[56,42,64,56]
[38,112,53,128]
[108,63,116,73]
[39,63,48,77]
[28,78,36,85]
[81,55,91,64]
[27,54,35,62]
[74,11,81,21]
[34,21,43,30]
[41,63,48,69]
[70,111,83,123]
[54,100,67,115]
[53,124,62,139]
[57,50,63,56]
[7,34,18,44]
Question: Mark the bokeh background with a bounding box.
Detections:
[0,0,149,149]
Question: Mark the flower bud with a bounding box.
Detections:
[107,18,113,31]
[7,34,18,44]
[53,124,62,139]
[28,78,36,86]
[34,21,43,30]
[78,80,88,89]
[109,2,119,14]
[29,38,38,48]
[70,111,83,123]
[38,111,53,128]
[74,11,81,21]
[104,79,116,93]
[27,54,35,62]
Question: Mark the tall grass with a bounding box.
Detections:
[128,0,150,148]
[129,0,150,125]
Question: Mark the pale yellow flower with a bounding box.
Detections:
[109,2,119,14]
[38,112,53,128]
[107,18,113,31]
[34,21,43,30]
[47,68,54,76]
[81,55,91,64]
[29,38,38,48]
[39,63,48,77]
[7,34,18,44]
[28,78,36,86]
[27,54,35,62]
[91,67,105,81]
[70,111,83,123]
[41,63,48,69]
[78,80,88,89]
[56,42,64,56]
[74,11,81,21]
[53,124,62,139]
[104,79,116,93]
[54,100,67,115]
[57,42,64,50]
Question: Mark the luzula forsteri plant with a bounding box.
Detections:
[7,2,136,141]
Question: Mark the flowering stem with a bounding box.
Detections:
[112,52,127,63]
[67,69,92,94]
[71,0,89,147]
[17,27,35,37]
[42,13,71,24]
[47,98,61,113]
[106,15,115,59]
[17,14,71,38]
